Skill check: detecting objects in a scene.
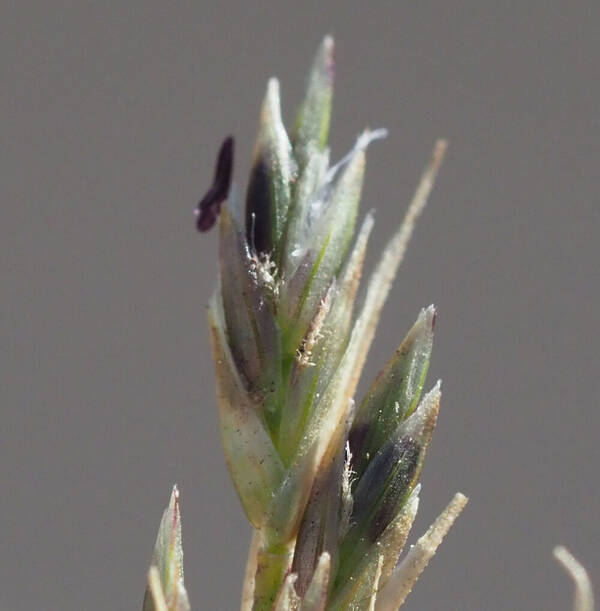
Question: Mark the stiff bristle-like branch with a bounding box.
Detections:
[375,492,468,611]
[345,139,447,396]
[554,546,595,611]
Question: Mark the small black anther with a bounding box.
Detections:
[196,136,234,232]
[245,158,272,253]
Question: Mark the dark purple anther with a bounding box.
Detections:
[195,136,234,232]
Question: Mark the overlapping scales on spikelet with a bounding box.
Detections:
[204,36,465,610]
[203,36,465,611]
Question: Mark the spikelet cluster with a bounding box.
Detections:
[143,36,467,611]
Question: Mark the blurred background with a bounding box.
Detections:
[3,2,599,609]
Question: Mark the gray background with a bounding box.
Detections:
[3,1,599,609]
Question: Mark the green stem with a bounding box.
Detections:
[252,539,292,610]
